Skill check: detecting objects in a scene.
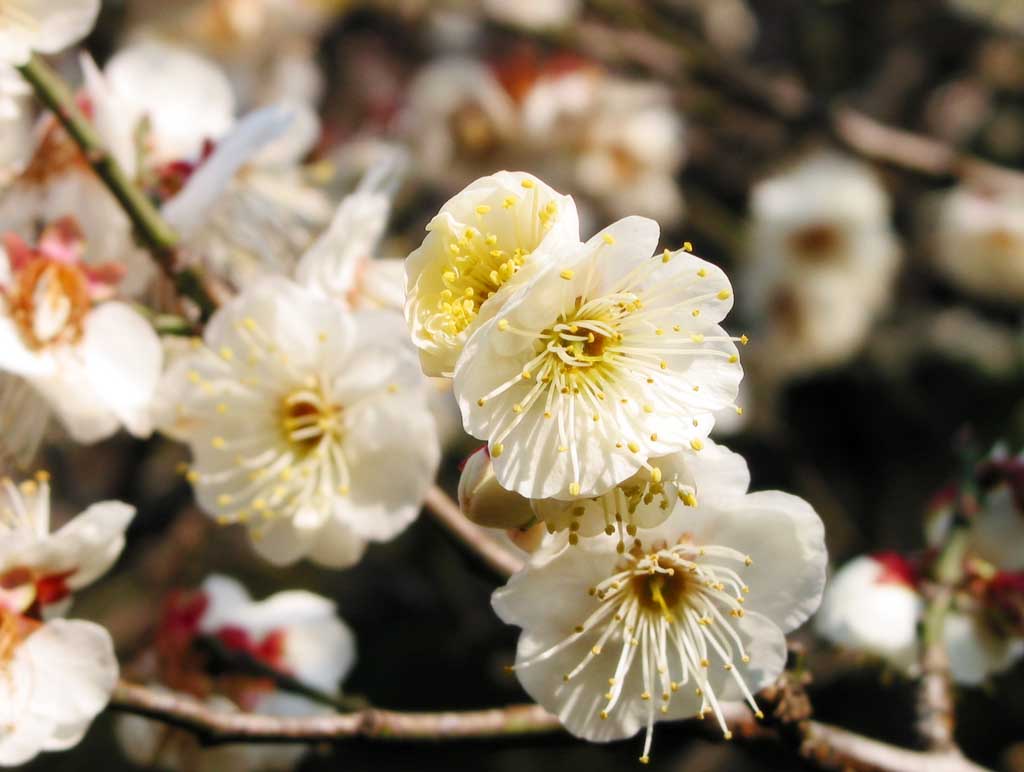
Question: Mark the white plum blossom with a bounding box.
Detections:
[0,0,100,66]
[744,153,900,378]
[527,76,687,225]
[493,442,827,761]
[161,104,332,289]
[123,0,337,108]
[0,472,132,766]
[0,473,135,619]
[295,151,408,312]
[530,450,700,550]
[458,444,699,546]
[455,215,743,500]
[931,184,1024,304]
[0,220,162,464]
[117,574,355,772]
[402,59,519,187]
[0,617,118,767]
[156,277,440,568]
[814,554,923,671]
[102,41,236,165]
[404,171,580,377]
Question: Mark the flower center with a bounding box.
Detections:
[787,223,845,263]
[6,258,91,350]
[279,384,342,456]
[435,187,559,338]
[540,295,631,372]
[513,542,762,763]
[983,227,1023,256]
[449,103,501,159]
[0,609,35,676]
[188,317,357,533]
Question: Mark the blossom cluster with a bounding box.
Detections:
[406,171,828,760]
[1,1,1023,769]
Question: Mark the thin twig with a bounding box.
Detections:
[16,54,218,319]
[832,104,1024,187]
[110,680,992,772]
[110,680,561,745]
[801,721,990,772]
[423,485,524,577]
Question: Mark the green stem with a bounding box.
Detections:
[16,54,217,320]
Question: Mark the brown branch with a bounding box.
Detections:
[110,680,991,772]
[801,721,990,772]
[110,680,561,744]
[832,104,1024,187]
[423,485,524,577]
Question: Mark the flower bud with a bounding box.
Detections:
[458,446,534,530]
[506,521,547,554]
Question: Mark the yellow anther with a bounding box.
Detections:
[569,482,581,496]
[559,269,575,280]
[475,204,491,214]
[497,319,510,331]
[491,443,504,458]
[602,234,615,245]
[690,438,704,451]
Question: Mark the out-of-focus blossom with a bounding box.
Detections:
[815,554,923,671]
[455,215,742,499]
[0,0,99,66]
[0,219,162,463]
[403,58,520,188]
[162,104,331,289]
[0,472,134,619]
[102,41,236,166]
[0,472,130,766]
[494,443,826,762]
[405,171,579,377]
[482,0,581,30]
[931,184,1024,304]
[525,73,686,224]
[117,574,355,771]
[403,55,688,226]
[295,151,407,312]
[0,67,32,184]
[745,154,900,379]
[123,0,345,108]
[156,278,439,568]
